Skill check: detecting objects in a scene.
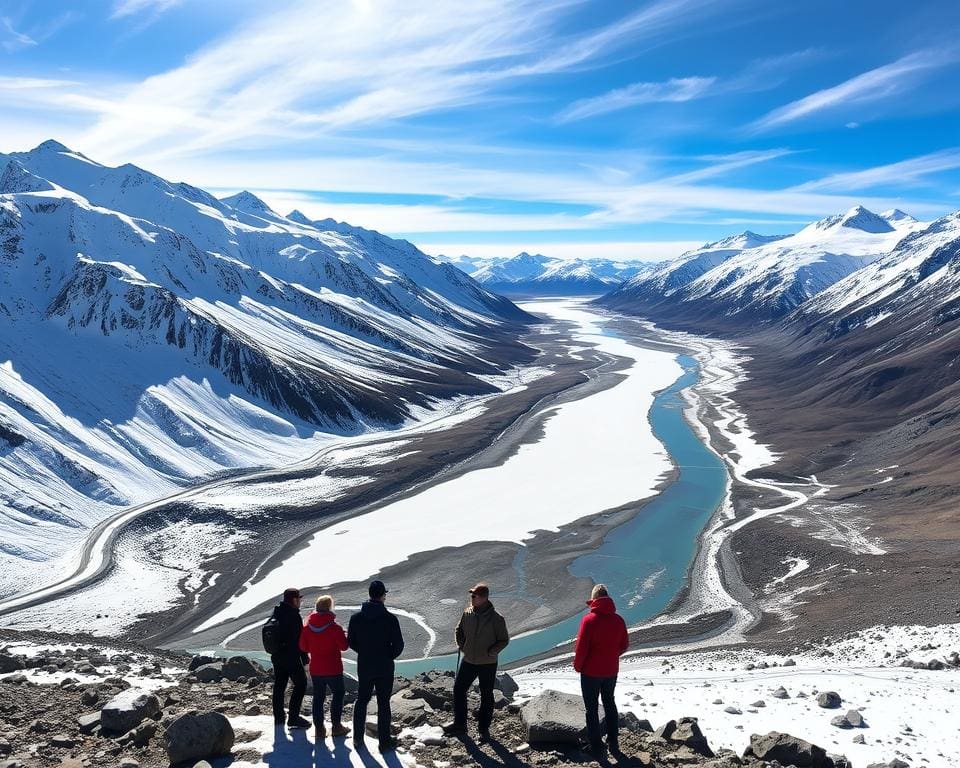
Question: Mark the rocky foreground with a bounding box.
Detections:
[1,632,951,768]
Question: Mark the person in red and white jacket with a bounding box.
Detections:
[299,594,350,738]
[573,584,629,756]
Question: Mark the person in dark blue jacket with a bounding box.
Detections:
[347,580,404,752]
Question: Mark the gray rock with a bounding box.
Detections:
[192,663,224,683]
[845,709,864,728]
[406,677,454,710]
[519,689,587,744]
[77,712,101,735]
[118,759,139,768]
[3,674,27,685]
[193,762,214,768]
[831,715,853,729]
[49,734,77,748]
[495,672,519,698]
[619,711,652,733]
[221,656,264,682]
[866,762,909,768]
[783,658,797,666]
[163,710,234,765]
[772,686,790,699]
[852,734,865,744]
[188,655,218,672]
[100,689,161,735]
[0,655,23,674]
[369,691,433,727]
[80,688,99,706]
[751,700,766,707]
[817,691,842,708]
[723,706,742,715]
[744,731,834,768]
[654,717,713,757]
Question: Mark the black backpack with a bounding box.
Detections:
[262,610,281,655]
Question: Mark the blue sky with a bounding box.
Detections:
[2,0,960,260]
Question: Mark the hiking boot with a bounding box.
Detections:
[378,736,398,753]
[287,715,312,729]
[442,720,468,736]
[330,723,351,737]
[314,721,326,738]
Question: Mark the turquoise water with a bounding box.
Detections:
[395,351,727,674]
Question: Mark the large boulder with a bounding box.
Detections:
[621,711,653,733]
[368,691,433,728]
[192,663,224,683]
[188,655,218,672]
[744,731,835,768]
[495,672,519,698]
[406,677,455,710]
[100,689,161,735]
[654,717,713,757]
[519,690,586,744]
[0,654,24,674]
[816,691,842,709]
[221,656,264,682]
[163,710,234,765]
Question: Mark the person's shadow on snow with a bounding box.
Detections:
[313,737,352,768]
[457,735,528,768]
[262,725,313,768]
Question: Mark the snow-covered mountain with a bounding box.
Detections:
[0,140,533,578]
[721,209,960,510]
[600,206,923,327]
[445,251,649,295]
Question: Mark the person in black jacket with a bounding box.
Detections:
[347,580,404,752]
[271,587,311,729]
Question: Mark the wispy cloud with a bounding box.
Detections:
[557,76,716,122]
[1,17,37,52]
[750,49,959,132]
[794,148,960,192]
[665,149,796,184]
[110,0,183,20]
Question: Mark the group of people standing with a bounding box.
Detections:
[267,579,628,758]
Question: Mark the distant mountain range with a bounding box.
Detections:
[596,202,960,524]
[0,140,533,567]
[443,251,648,295]
[600,206,922,327]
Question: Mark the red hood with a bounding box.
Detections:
[307,610,336,628]
[586,595,617,614]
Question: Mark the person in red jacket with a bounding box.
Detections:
[299,594,350,738]
[573,584,629,756]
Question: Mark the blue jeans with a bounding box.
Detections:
[311,674,345,726]
[580,674,618,748]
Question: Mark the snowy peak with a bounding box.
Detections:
[881,209,918,228]
[220,190,275,215]
[706,230,787,251]
[30,139,74,155]
[286,209,313,225]
[808,205,894,235]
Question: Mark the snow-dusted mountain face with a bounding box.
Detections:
[0,140,533,576]
[785,210,960,407]
[599,206,923,328]
[445,251,649,295]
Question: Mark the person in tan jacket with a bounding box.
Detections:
[443,582,509,740]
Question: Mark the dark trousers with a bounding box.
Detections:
[453,661,497,731]
[580,674,618,748]
[272,656,307,723]
[312,674,345,726]
[354,675,393,742]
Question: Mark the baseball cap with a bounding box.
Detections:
[468,582,489,598]
[369,580,388,598]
